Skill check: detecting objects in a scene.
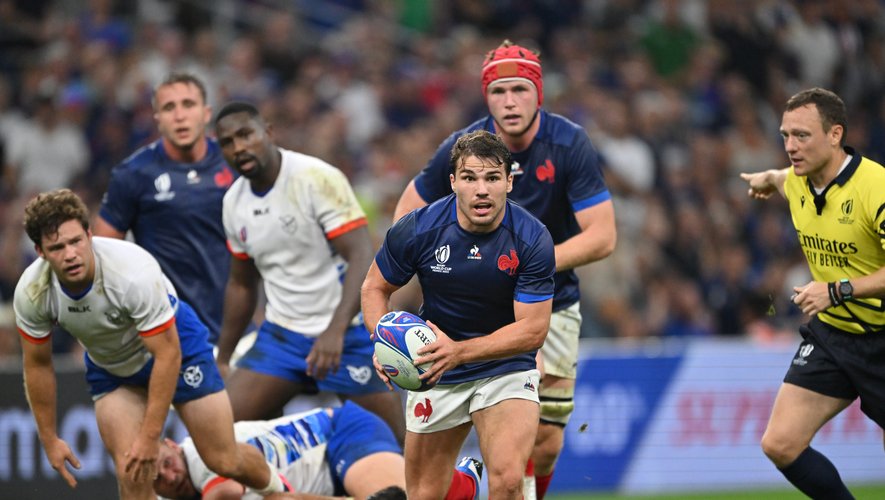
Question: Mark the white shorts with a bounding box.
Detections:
[406,369,540,433]
[540,302,582,380]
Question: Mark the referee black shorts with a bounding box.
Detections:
[784,316,885,429]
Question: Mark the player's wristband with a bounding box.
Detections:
[827,281,841,307]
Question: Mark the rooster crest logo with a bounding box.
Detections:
[497,249,519,276]
[414,398,433,423]
[536,159,556,183]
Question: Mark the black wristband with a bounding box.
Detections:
[827,281,841,307]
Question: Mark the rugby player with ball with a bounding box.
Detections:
[362,130,555,500]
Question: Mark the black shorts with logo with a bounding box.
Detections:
[784,316,885,428]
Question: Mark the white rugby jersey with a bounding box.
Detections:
[183,408,335,498]
[223,148,367,336]
[14,237,177,376]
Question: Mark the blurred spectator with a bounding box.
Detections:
[639,0,702,80]
[4,92,89,197]
[779,0,840,87]
[5,0,885,355]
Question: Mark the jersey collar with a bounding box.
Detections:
[806,146,860,215]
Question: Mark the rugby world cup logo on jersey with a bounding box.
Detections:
[838,199,854,224]
[792,343,814,366]
[431,245,452,274]
[153,173,175,201]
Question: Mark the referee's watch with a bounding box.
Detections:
[838,279,854,301]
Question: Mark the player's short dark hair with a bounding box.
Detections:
[365,485,407,500]
[785,87,848,146]
[23,189,90,247]
[214,101,261,128]
[153,72,208,108]
[449,129,513,176]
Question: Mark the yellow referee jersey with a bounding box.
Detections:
[784,147,885,333]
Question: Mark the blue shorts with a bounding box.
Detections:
[236,321,388,395]
[327,401,402,491]
[84,300,224,403]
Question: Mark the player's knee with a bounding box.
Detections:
[113,465,147,496]
[202,450,241,478]
[487,464,525,497]
[760,430,800,467]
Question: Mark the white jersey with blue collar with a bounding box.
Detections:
[14,237,178,376]
[222,148,368,336]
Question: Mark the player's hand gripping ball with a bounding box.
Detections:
[374,311,437,391]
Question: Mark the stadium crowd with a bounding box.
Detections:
[2,0,885,357]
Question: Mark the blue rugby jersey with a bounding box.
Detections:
[375,194,555,384]
[99,138,235,343]
[412,110,610,312]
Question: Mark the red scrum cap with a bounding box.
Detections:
[481,41,543,106]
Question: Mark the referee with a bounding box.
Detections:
[741,87,885,499]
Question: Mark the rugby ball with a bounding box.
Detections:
[374,311,437,391]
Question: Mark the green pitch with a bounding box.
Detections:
[548,483,885,500]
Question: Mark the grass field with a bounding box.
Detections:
[547,483,885,499]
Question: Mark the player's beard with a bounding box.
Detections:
[493,109,539,139]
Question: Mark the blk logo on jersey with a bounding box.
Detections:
[414,398,433,423]
[497,249,519,275]
[536,159,556,183]
[67,305,91,313]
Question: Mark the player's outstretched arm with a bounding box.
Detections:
[740,169,789,200]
